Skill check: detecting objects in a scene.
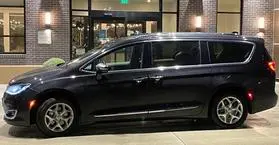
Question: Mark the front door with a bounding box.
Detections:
[81,43,151,121]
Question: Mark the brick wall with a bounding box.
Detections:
[179,0,216,32]
[0,0,70,65]
[242,0,274,53]
[0,0,275,65]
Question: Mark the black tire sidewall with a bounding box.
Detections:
[36,98,78,137]
[211,93,248,129]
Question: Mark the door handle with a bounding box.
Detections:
[149,76,163,83]
[133,77,148,84]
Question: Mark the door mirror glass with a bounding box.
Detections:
[96,63,109,73]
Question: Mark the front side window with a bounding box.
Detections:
[84,44,143,72]
[208,42,253,63]
[152,41,200,67]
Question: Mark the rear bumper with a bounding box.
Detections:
[250,92,278,114]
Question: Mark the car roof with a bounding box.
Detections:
[108,32,264,48]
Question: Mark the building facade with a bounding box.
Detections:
[0,0,278,82]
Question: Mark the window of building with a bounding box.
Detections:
[72,0,88,10]
[72,12,89,58]
[163,0,177,12]
[163,14,177,32]
[276,0,279,9]
[162,0,178,32]
[152,41,200,67]
[0,0,24,54]
[91,0,160,12]
[217,0,241,33]
[208,42,253,63]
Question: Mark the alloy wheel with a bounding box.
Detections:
[44,103,74,133]
[216,96,244,125]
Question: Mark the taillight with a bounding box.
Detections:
[267,61,276,72]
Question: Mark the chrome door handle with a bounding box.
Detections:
[149,76,163,82]
[133,77,148,84]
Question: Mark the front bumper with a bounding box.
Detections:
[2,89,38,127]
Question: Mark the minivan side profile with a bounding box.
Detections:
[2,33,278,137]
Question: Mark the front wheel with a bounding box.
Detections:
[36,98,78,137]
[211,93,248,128]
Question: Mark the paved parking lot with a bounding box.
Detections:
[0,84,279,145]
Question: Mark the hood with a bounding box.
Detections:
[10,66,66,85]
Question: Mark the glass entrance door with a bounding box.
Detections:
[93,20,158,48]
[93,20,125,47]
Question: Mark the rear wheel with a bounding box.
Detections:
[36,98,78,137]
[211,93,248,128]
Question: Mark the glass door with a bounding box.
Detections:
[93,20,159,48]
[93,19,125,48]
[126,22,145,36]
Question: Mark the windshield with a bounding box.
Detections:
[67,39,121,66]
[66,45,105,65]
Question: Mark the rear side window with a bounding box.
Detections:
[208,42,253,63]
[152,41,200,67]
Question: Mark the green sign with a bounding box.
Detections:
[120,0,128,4]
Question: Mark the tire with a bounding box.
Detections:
[210,93,248,129]
[36,98,78,137]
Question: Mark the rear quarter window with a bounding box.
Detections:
[208,42,253,63]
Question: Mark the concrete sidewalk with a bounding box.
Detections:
[0,84,6,104]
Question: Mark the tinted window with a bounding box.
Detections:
[84,44,143,71]
[152,41,200,67]
[208,42,253,63]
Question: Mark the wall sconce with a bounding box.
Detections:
[258,17,265,32]
[44,12,51,29]
[195,16,202,32]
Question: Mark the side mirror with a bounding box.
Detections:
[96,63,109,73]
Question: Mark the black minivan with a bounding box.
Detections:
[2,33,278,137]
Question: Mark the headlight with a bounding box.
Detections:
[6,83,31,95]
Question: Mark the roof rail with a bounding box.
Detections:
[222,32,239,36]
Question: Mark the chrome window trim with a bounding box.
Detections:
[94,106,199,118]
[94,111,148,118]
[79,38,256,74]
[148,106,199,114]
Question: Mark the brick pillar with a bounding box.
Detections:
[179,0,216,32]
[202,0,217,32]
[242,0,274,53]
[179,0,203,32]
[25,0,71,64]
